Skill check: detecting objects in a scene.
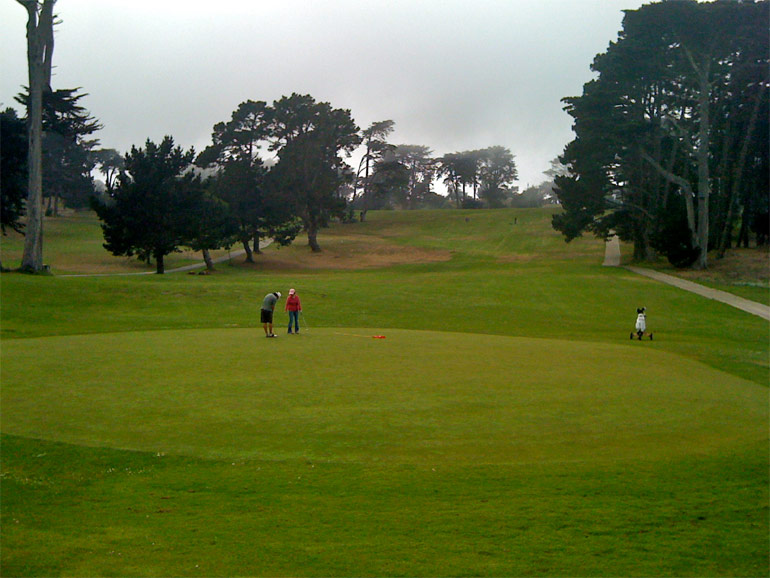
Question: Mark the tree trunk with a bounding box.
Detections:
[363,144,370,211]
[19,0,55,274]
[717,190,737,258]
[202,248,215,271]
[718,91,762,257]
[737,209,750,248]
[677,46,714,270]
[694,70,711,270]
[155,250,165,274]
[241,237,254,263]
[633,224,655,261]
[252,233,261,255]
[306,221,322,252]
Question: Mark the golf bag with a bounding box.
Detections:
[631,307,653,340]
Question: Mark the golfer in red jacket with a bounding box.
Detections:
[285,288,302,334]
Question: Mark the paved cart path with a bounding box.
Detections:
[604,235,770,321]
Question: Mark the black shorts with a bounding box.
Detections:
[260,309,273,324]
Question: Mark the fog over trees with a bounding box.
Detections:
[3,0,767,272]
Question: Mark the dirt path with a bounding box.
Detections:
[605,235,770,321]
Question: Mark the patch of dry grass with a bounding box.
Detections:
[645,246,770,304]
[680,247,769,284]
[241,232,452,271]
[641,246,767,284]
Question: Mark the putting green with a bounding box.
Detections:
[2,328,766,464]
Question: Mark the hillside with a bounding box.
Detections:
[2,209,766,308]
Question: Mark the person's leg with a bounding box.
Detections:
[263,309,275,337]
[261,309,268,336]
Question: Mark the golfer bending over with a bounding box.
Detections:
[261,291,282,338]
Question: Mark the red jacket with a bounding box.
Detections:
[285,294,302,312]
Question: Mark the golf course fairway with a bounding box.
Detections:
[2,208,767,576]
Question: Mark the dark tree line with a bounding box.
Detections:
[90,93,524,274]
[15,87,102,214]
[553,0,769,269]
[351,140,520,213]
[436,146,519,208]
[0,86,101,270]
[4,89,522,275]
[91,94,361,272]
[195,93,361,255]
[1,109,29,255]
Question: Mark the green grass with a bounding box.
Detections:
[1,208,768,577]
[0,211,232,275]
[3,328,764,464]
[2,435,765,577]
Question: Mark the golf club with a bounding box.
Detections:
[300,310,310,333]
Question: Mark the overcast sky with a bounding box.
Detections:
[1,0,648,189]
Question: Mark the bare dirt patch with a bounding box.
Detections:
[667,247,769,288]
[238,234,452,271]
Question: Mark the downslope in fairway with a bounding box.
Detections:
[2,328,766,464]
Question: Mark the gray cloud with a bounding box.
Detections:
[1,0,646,188]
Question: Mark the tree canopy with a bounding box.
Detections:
[268,94,361,251]
[553,0,769,268]
[353,120,397,218]
[16,87,102,213]
[0,108,28,241]
[92,136,204,274]
[196,99,301,262]
[437,147,518,208]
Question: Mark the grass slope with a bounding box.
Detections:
[3,435,765,577]
[1,208,768,576]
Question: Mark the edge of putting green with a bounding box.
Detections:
[2,327,767,465]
